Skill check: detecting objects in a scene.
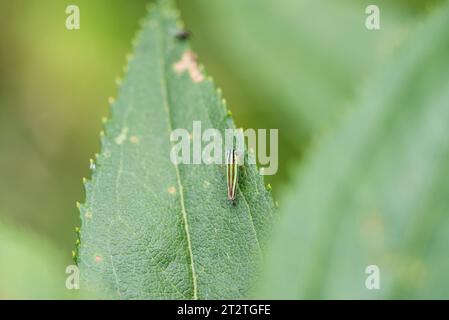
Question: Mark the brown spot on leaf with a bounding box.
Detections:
[173,50,204,83]
[168,186,176,195]
[95,255,102,263]
[129,136,140,144]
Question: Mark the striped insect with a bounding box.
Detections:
[226,149,239,204]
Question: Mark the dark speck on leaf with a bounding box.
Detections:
[175,30,191,41]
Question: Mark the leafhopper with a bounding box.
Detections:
[226,149,239,203]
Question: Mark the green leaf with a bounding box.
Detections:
[255,3,449,299]
[180,0,413,145]
[78,0,275,299]
[0,219,81,299]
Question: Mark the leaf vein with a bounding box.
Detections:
[156,20,198,300]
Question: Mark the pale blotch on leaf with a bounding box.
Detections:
[115,127,129,145]
[203,180,210,188]
[89,159,96,170]
[129,136,140,144]
[85,210,93,220]
[108,96,115,104]
[173,50,204,83]
[168,186,176,195]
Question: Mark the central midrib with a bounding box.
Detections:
[155,18,199,299]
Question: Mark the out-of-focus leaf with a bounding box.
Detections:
[180,0,412,149]
[78,0,275,299]
[0,220,80,299]
[255,3,449,299]
[0,0,148,252]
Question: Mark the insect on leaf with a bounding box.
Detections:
[78,0,275,299]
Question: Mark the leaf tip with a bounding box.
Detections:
[175,20,184,30]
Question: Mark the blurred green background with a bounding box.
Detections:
[0,0,446,298]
